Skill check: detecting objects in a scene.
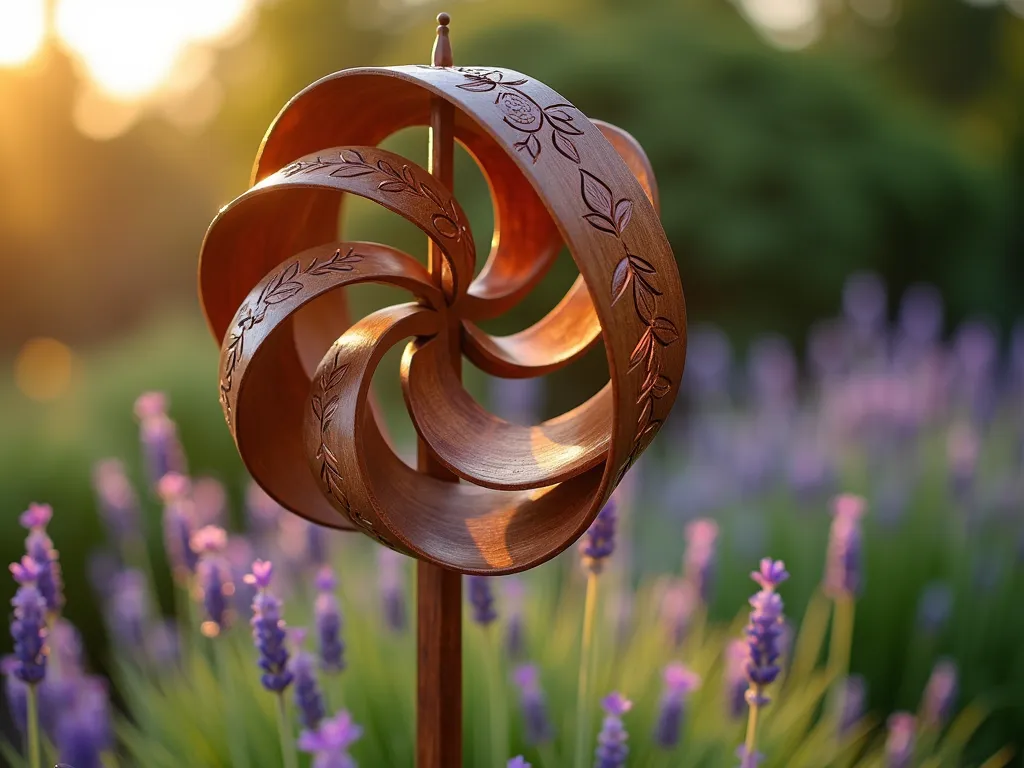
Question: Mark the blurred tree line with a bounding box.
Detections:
[0,0,1020,354]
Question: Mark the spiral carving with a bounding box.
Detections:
[198,65,686,574]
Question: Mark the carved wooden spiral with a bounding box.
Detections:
[199,65,686,574]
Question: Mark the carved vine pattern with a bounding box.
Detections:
[455,69,680,481]
[314,347,392,547]
[219,247,364,419]
[280,148,474,297]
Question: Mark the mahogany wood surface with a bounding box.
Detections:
[197,22,688,571]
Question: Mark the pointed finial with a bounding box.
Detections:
[432,12,453,68]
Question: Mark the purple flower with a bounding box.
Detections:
[725,640,749,719]
[159,473,198,580]
[106,569,149,650]
[737,745,764,767]
[3,657,28,731]
[824,495,865,599]
[508,757,531,768]
[653,663,700,749]
[291,631,326,732]
[503,578,526,660]
[581,499,617,574]
[193,526,231,636]
[378,549,407,633]
[743,559,789,707]
[245,560,293,692]
[297,710,363,768]
[21,503,64,615]
[947,423,979,498]
[660,579,697,649]
[56,676,112,768]
[9,556,48,684]
[468,575,497,626]
[146,620,180,667]
[192,477,228,528]
[512,664,553,746]
[92,459,140,541]
[50,619,83,677]
[898,283,943,346]
[684,324,733,399]
[839,675,867,736]
[594,692,632,768]
[246,482,283,540]
[134,391,186,487]
[885,712,916,768]
[684,519,718,605]
[842,271,887,340]
[315,567,345,674]
[921,659,957,729]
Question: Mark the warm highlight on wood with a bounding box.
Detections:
[197,23,687,576]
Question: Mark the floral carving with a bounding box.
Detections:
[312,349,348,510]
[281,149,473,297]
[456,69,583,164]
[219,247,364,419]
[454,69,679,481]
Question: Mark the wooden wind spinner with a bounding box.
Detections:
[198,13,685,764]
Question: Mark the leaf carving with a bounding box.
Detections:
[545,106,584,136]
[614,199,633,234]
[651,376,672,399]
[611,258,632,305]
[580,169,614,218]
[652,316,680,346]
[628,255,656,273]
[340,149,365,164]
[419,182,444,209]
[457,77,498,92]
[311,395,323,421]
[378,180,408,193]
[583,213,617,234]
[432,214,460,239]
[376,160,399,178]
[633,280,657,323]
[552,130,581,164]
[329,165,374,178]
[629,328,653,370]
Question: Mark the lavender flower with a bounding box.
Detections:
[3,657,28,731]
[468,575,497,626]
[824,495,865,599]
[737,746,764,767]
[192,477,228,528]
[653,663,700,749]
[744,559,789,707]
[291,630,326,732]
[192,526,232,636]
[724,640,749,719]
[921,659,957,729]
[245,560,293,692]
[159,473,198,580]
[134,391,186,487]
[56,677,112,768]
[105,569,150,650]
[378,549,407,633]
[503,578,526,660]
[594,692,632,768]
[9,556,48,684]
[683,518,718,605]
[660,578,696,649]
[92,459,140,541]
[512,664,553,746]
[297,710,363,768]
[885,712,916,768]
[49,619,84,676]
[308,523,330,566]
[20,503,64,615]
[581,499,617,575]
[146,620,180,667]
[839,675,867,736]
[246,481,283,540]
[508,758,531,768]
[315,567,345,674]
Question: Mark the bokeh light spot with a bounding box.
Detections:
[14,337,76,402]
[0,0,46,67]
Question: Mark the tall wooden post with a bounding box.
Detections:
[417,13,462,768]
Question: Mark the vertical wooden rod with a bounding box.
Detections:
[417,12,462,768]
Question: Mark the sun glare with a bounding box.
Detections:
[0,0,46,67]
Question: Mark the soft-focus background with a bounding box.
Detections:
[2,0,1023,764]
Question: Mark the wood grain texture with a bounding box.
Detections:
[197,64,687,573]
